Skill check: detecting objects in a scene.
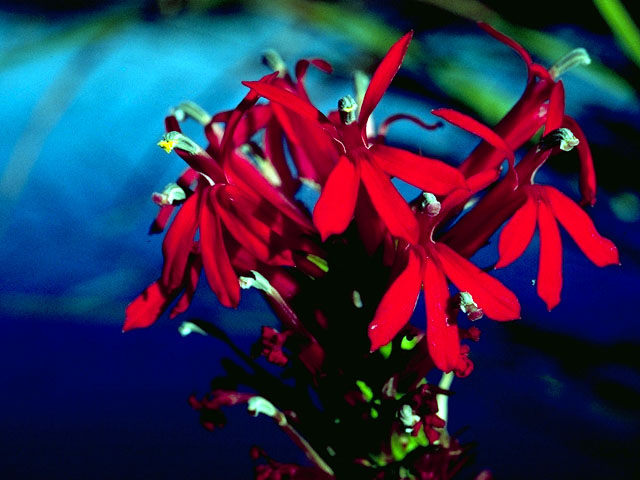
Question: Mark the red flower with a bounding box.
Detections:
[242,32,467,243]
[496,185,619,310]
[368,239,520,375]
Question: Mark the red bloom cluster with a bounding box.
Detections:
[126,23,618,479]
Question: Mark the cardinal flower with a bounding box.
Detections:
[242,32,467,244]
[368,184,521,374]
[496,184,619,310]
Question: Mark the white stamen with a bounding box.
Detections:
[549,48,591,80]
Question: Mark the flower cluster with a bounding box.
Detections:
[126,23,618,479]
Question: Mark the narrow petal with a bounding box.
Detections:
[199,192,240,308]
[544,80,565,133]
[431,108,515,165]
[563,115,597,206]
[435,243,520,320]
[225,151,314,231]
[170,252,203,319]
[264,117,299,196]
[161,189,201,291]
[221,72,278,155]
[544,186,619,266]
[124,281,176,332]
[423,257,461,373]
[496,195,537,268]
[368,144,467,195]
[358,31,413,129]
[537,200,563,310]
[359,158,419,244]
[241,81,335,134]
[313,155,360,241]
[477,22,532,68]
[368,248,422,351]
[216,187,294,266]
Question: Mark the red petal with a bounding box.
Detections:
[216,187,293,266]
[431,108,514,165]
[170,252,203,319]
[563,115,597,206]
[359,158,419,244]
[199,191,240,308]
[124,281,175,332]
[496,195,537,268]
[161,189,201,291]
[544,81,565,133]
[477,22,532,68]
[150,205,175,234]
[165,115,181,133]
[263,117,299,196]
[368,248,423,351]
[544,186,619,267]
[241,81,335,134]
[221,72,278,155]
[368,144,467,195]
[536,199,563,310]
[435,243,520,320]
[313,155,360,241]
[424,256,461,373]
[359,31,413,129]
[225,151,314,231]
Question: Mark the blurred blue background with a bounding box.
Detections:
[1,1,639,478]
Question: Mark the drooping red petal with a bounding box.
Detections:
[435,243,520,320]
[536,199,563,310]
[544,186,619,267]
[263,117,299,196]
[423,256,461,373]
[544,80,565,133]
[221,72,278,156]
[124,281,176,332]
[227,104,272,148]
[170,251,203,319]
[358,31,413,129]
[241,81,336,135]
[271,102,339,184]
[359,158,419,244]
[563,115,597,206]
[313,155,360,241]
[368,247,423,351]
[368,144,467,195]
[295,58,333,101]
[150,204,175,234]
[216,187,294,266]
[477,22,532,69]
[431,108,515,166]
[199,191,240,308]
[225,151,314,231]
[161,189,202,291]
[496,195,537,268]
